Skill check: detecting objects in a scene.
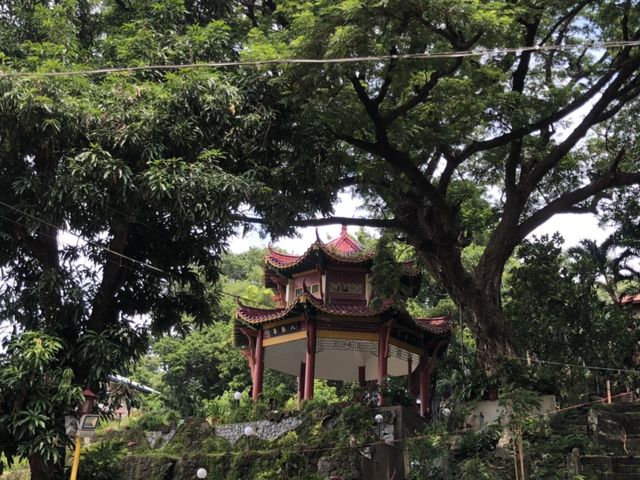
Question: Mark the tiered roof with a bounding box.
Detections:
[237,284,397,325]
[264,227,375,274]
[264,226,419,289]
[325,225,365,253]
[236,226,450,345]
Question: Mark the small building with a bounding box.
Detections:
[234,226,451,416]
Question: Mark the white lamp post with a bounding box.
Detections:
[233,391,242,406]
[441,407,452,418]
[375,413,384,439]
[196,468,207,479]
[244,425,254,450]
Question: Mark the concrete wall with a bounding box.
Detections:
[464,395,557,430]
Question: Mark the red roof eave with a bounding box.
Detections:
[621,293,640,305]
[415,316,452,335]
[236,288,398,325]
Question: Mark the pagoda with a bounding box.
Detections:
[234,226,451,417]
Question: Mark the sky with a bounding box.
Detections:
[228,190,613,254]
[228,79,612,255]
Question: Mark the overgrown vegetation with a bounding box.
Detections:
[4,1,640,477]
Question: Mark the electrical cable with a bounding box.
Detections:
[2,201,639,375]
[0,40,638,78]
[490,351,640,375]
[0,200,165,274]
[0,201,276,309]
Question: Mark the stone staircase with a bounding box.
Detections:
[549,405,591,437]
[589,403,640,453]
[571,454,640,479]
[567,401,640,479]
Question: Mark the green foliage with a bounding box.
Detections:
[370,235,406,309]
[153,322,250,416]
[146,247,290,417]
[4,0,640,475]
[381,376,416,407]
[100,398,385,479]
[0,331,82,474]
[459,457,494,480]
[237,0,640,382]
[73,442,124,480]
[455,424,503,460]
[127,395,180,432]
[407,421,450,479]
[505,234,640,400]
[332,402,374,446]
[202,391,255,424]
[0,0,340,473]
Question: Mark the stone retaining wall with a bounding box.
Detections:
[213,416,304,444]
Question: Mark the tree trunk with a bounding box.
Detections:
[464,291,515,378]
[410,233,515,378]
[29,454,63,480]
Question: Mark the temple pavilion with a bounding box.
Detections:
[234,226,451,417]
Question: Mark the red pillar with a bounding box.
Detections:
[378,327,389,406]
[297,362,306,409]
[240,328,257,396]
[304,320,317,401]
[359,366,366,388]
[252,328,265,402]
[419,355,430,417]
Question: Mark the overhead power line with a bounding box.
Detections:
[2,202,639,376]
[490,352,640,375]
[0,40,639,78]
[0,200,164,274]
[0,201,274,309]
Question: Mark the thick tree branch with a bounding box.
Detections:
[437,148,462,195]
[538,0,594,46]
[349,74,384,129]
[378,140,449,210]
[232,214,404,229]
[517,163,640,240]
[13,223,59,272]
[423,148,442,179]
[373,48,398,107]
[463,25,640,161]
[596,75,640,122]
[383,57,464,126]
[335,132,380,155]
[417,14,483,50]
[512,20,539,94]
[336,131,443,208]
[524,56,640,191]
[504,20,539,196]
[622,0,631,41]
[87,222,130,331]
[460,69,617,160]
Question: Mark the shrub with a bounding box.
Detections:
[71,442,124,480]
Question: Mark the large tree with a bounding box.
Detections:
[3,0,640,476]
[236,0,640,376]
[0,1,338,477]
